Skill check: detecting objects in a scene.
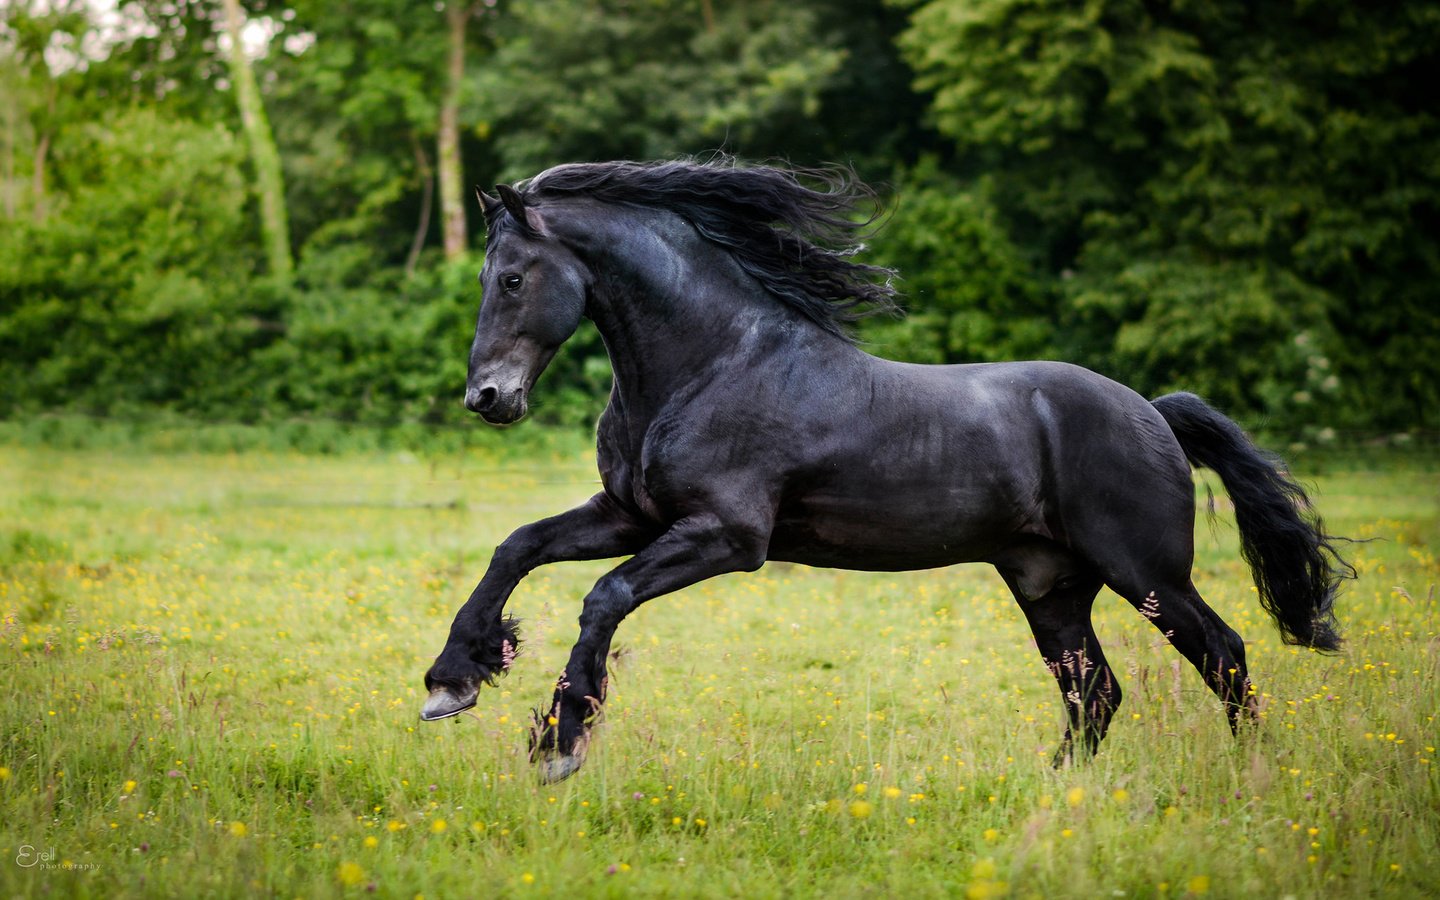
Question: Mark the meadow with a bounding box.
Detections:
[1,430,1436,898]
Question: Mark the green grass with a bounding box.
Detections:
[1,438,1436,898]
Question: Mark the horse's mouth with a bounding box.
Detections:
[478,399,527,426]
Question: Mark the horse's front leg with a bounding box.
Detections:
[421,494,654,721]
[531,511,770,782]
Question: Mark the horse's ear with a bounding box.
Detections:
[496,183,541,235]
[496,183,526,218]
[477,187,501,214]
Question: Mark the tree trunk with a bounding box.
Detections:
[437,1,471,261]
[30,85,55,225]
[405,133,436,277]
[221,0,294,286]
[1,84,19,220]
[30,129,49,225]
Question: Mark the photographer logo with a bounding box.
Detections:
[14,845,95,872]
[16,845,54,868]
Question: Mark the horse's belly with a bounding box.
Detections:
[766,492,1017,572]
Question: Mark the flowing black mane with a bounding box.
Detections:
[502,158,901,339]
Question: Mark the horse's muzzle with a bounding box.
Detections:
[464,384,527,425]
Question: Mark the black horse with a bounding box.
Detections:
[421,158,1348,782]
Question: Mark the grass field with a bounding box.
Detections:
[1,434,1436,898]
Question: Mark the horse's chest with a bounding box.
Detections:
[597,435,668,525]
[626,476,667,522]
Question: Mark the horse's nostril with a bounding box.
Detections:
[466,385,499,413]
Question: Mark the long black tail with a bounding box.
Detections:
[1152,392,1350,651]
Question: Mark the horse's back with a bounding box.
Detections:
[865,357,1184,479]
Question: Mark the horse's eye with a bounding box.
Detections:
[501,273,523,292]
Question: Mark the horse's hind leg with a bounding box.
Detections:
[997,556,1118,766]
[1118,578,1259,733]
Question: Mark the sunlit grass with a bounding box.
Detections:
[1,442,1436,897]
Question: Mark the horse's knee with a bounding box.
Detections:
[578,578,632,626]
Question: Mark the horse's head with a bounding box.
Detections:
[465,185,587,425]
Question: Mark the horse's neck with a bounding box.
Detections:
[580,209,808,419]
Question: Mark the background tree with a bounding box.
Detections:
[0,1,92,225]
[220,0,293,285]
[473,0,852,179]
[0,109,257,415]
[895,0,1440,432]
[860,160,1051,365]
[438,1,493,260]
[0,0,1435,437]
[272,0,500,269]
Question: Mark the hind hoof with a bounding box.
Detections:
[420,685,478,721]
[531,727,592,782]
[536,751,586,783]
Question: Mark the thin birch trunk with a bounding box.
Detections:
[221,0,294,285]
[406,134,436,277]
[30,85,55,225]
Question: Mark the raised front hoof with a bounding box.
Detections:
[420,685,478,721]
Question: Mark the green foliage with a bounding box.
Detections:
[0,109,260,415]
[271,0,481,263]
[1066,252,1342,433]
[1,0,1436,437]
[475,0,850,179]
[237,254,466,425]
[861,162,1052,364]
[896,0,1440,431]
[0,411,593,456]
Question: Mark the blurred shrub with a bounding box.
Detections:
[860,161,1054,365]
[0,109,262,417]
